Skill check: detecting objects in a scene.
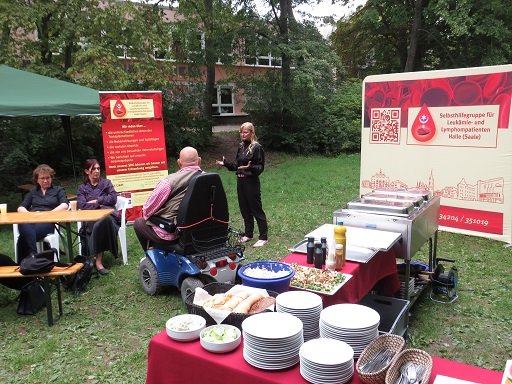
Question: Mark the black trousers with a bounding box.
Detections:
[237,176,268,240]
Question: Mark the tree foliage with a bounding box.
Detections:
[0,0,213,191]
[333,0,512,76]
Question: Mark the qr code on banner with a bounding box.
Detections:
[370,108,401,144]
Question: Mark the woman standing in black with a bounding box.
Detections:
[216,122,268,247]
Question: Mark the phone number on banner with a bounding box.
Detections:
[438,206,503,235]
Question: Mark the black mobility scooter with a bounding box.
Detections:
[138,172,245,301]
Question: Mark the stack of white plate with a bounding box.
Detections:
[319,304,380,358]
[398,276,415,299]
[242,312,304,370]
[299,338,354,384]
[276,291,323,342]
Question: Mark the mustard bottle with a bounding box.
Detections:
[334,225,346,265]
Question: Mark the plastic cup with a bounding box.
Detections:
[0,204,6,214]
[69,201,77,211]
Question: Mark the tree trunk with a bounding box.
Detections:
[39,14,53,65]
[404,0,423,72]
[279,0,292,131]
[203,0,214,127]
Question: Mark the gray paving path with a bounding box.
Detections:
[212,124,239,132]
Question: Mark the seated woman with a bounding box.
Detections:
[17,164,69,262]
[77,159,120,275]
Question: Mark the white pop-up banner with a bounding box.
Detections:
[361,65,512,243]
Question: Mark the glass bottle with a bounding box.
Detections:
[335,244,345,269]
[306,236,315,264]
[320,237,327,265]
[313,242,323,269]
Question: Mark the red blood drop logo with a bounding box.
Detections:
[113,99,127,117]
[411,104,436,142]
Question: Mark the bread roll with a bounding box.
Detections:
[220,296,244,311]
[249,296,276,314]
[233,293,264,314]
[203,293,232,309]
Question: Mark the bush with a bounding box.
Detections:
[244,72,362,155]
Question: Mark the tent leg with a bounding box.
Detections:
[61,116,77,188]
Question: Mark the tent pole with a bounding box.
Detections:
[61,116,78,189]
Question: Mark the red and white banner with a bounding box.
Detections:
[361,65,512,243]
[99,91,168,222]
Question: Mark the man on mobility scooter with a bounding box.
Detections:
[134,147,245,301]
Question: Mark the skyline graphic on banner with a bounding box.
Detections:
[361,169,504,204]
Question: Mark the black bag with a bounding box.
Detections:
[17,280,46,315]
[19,249,57,275]
[62,255,95,292]
[148,215,176,233]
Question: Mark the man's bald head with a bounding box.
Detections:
[177,146,201,168]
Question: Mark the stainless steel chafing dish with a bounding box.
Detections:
[334,189,440,261]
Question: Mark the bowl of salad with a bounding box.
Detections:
[166,314,206,341]
[238,261,295,293]
[200,324,241,353]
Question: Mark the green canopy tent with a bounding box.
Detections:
[0,64,100,184]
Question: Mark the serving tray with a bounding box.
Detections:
[289,264,352,296]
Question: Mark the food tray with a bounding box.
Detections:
[346,200,414,216]
[184,282,278,330]
[289,264,352,295]
[370,189,432,201]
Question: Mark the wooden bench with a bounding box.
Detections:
[0,263,83,326]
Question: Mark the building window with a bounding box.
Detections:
[212,86,234,115]
[115,45,134,59]
[244,51,281,67]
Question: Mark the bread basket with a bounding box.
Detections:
[356,334,406,384]
[384,348,433,384]
[184,282,278,330]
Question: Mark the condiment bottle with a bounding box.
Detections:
[313,242,323,269]
[334,225,346,264]
[326,250,336,271]
[306,236,315,264]
[335,244,345,269]
[320,237,327,265]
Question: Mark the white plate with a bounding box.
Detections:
[320,304,380,329]
[276,290,323,309]
[242,312,303,339]
[300,338,354,365]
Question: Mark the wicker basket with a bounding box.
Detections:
[356,334,406,384]
[184,282,278,330]
[384,348,433,384]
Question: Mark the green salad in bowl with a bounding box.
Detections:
[200,324,241,353]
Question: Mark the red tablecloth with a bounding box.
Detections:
[282,249,400,306]
[146,331,502,384]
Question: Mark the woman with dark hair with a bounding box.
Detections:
[17,164,69,261]
[77,159,120,275]
[216,122,268,248]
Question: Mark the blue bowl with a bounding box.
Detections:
[237,261,295,293]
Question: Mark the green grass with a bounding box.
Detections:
[0,141,510,383]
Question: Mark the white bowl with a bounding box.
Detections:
[200,324,242,353]
[166,314,206,341]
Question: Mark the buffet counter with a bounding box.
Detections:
[281,249,401,306]
[146,330,502,384]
